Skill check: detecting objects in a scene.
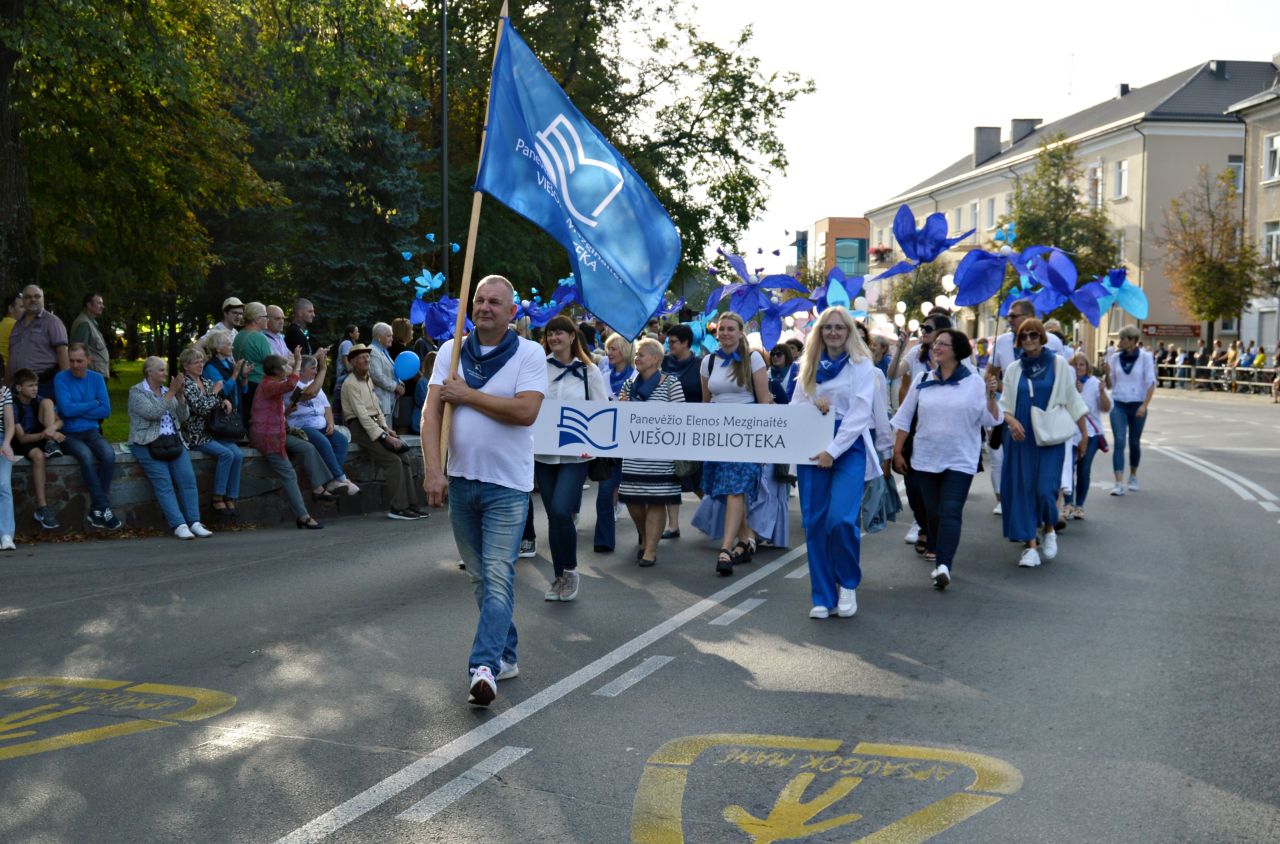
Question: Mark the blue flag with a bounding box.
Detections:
[475,21,681,339]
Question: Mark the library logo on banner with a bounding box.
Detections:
[534,114,624,229]
[557,405,618,451]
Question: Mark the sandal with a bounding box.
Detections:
[731,539,756,565]
[715,549,734,577]
[914,537,928,555]
[211,495,228,512]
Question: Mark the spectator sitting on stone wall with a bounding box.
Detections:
[10,368,64,530]
[287,352,359,498]
[54,344,120,530]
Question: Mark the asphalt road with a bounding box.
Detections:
[2,388,1278,843]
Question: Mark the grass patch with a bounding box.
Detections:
[102,359,143,443]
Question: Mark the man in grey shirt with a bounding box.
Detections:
[7,285,69,399]
[70,292,110,378]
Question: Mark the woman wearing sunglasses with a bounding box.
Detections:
[1104,325,1156,496]
[895,312,952,555]
[998,319,1089,568]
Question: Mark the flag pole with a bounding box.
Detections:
[440,1,508,466]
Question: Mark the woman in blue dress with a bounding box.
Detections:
[998,319,1088,569]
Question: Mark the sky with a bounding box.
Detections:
[684,0,1279,273]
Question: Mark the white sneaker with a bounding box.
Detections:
[836,587,857,617]
[904,522,920,544]
[1128,476,1140,492]
[544,576,563,601]
[1018,547,1041,568]
[342,480,361,496]
[189,522,213,538]
[496,659,519,681]
[174,524,195,540]
[931,564,951,589]
[992,502,1003,515]
[467,666,497,707]
[1041,531,1058,560]
[613,503,623,521]
[1109,483,1125,496]
[808,606,829,619]
[559,571,580,601]
[0,534,15,551]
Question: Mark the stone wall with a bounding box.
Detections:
[9,436,425,540]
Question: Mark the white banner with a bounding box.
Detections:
[532,400,834,463]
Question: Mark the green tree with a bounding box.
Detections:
[892,261,949,322]
[1158,166,1267,331]
[1003,135,1118,322]
[0,0,40,292]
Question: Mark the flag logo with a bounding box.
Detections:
[534,115,624,229]
[557,406,618,451]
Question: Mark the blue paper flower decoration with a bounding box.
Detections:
[1073,268,1148,325]
[703,248,807,321]
[870,205,974,281]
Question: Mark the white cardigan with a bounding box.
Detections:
[998,354,1089,426]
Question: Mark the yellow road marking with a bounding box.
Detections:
[0,676,236,761]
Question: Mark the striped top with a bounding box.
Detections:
[0,386,10,439]
[618,373,685,503]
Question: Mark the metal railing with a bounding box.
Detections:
[1156,363,1278,394]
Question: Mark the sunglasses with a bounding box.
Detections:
[920,325,937,335]
[1018,331,1042,341]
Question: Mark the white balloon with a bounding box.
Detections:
[908,319,920,331]
[894,313,906,327]
[934,294,950,308]
[783,316,795,328]
[941,274,956,292]
[865,286,880,306]
[999,244,1013,256]
[853,296,868,311]
[896,301,907,314]
[921,302,934,316]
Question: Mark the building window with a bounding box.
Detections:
[1266,135,1280,182]
[875,228,884,246]
[1086,164,1103,208]
[1264,221,1280,264]
[1220,317,1238,334]
[1228,155,1244,192]
[1114,160,1129,198]
[1115,228,1126,264]
[952,208,962,234]
[970,201,979,234]
[986,197,996,229]
[834,238,868,277]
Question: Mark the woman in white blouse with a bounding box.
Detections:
[536,316,608,602]
[892,329,1001,590]
[1066,352,1110,519]
[792,307,877,617]
[1104,325,1156,496]
[698,311,771,576]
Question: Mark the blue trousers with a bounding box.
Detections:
[1073,435,1102,506]
[132,443,201,529]
[61,429,115,511]
[1110,401,1146,473]
[0,457,14,537]
[449,478,526,674]
[913,469,974,569]
[194,439,244,498]
[301,426,350,481]
[592,461,621,549]
[797,438,865,609]
[534,461,589,577]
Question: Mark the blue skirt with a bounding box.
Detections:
[701,461,761,502]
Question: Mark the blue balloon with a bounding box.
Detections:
[394,350,420,381]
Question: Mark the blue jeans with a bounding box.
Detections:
[61,429,115,511]
[913,469,975,569]
[534,461,589,577]
[0,457,15,537]
[592,462,621,549]
[1073,435,1102,507]
[301,426,349,481]
[449,478,527,673]
[1110,401,1146,474]
[132,443,201,529]
[194,439,244,498]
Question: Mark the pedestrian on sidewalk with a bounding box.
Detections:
[534,315,607,601]
[422,275,547,708]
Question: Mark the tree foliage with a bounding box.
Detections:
[1158,166,1267,323]
[892,260,948,323]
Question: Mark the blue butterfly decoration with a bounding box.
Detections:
[703,248,808,321]
[684,314,722,355]
[870,204,974,281]
[401,268,446,299]
[1073,268,1149,326]
[810,266,865,311]
[525,277,583,328]
[953,223,1040,307]
[417,295,472,341]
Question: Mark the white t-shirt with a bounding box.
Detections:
[287,379,330,429]
[430,336,547,492]
[991,330,1065,373]
[1106,348,1156,403]
[700,350,766,404]
[1078,376,1105,436]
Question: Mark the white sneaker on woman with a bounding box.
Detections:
[189,522,213,538]
[1041,531,1058,560]
[904,522,920,544]
[1109,483,1125,496]
[836,587,857,617]
[1018,547,1041,568]
[931,564,951,589]
[174,524,195,540]
[0,535,16,551]
[1127,476,1140,492]
[808,606,829,619]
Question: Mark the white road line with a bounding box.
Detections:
[709,598,767,626]
[1261,502,1280,513]
[591,655,674,698]
[396,746,531,823]
[1153,447,1254,501]
[1162,446,1277,501]
[272,544,807,844]
[785,562,809,579]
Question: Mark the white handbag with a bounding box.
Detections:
[1027,367,1076,446]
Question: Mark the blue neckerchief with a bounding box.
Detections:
[609,364,635,397]
[629,370,663,402]
[548,356,586,383]
[662,353,699,381]
[815,352,850,384]
[916,365,972,390]
[459,330,520,389]
[1118,348,1138,374]
[1021,349,1051,381]
[715,349,741,368]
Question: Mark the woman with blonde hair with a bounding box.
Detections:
[696,311,771,575]
[792,307,877,616]
[592,330,634,553]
